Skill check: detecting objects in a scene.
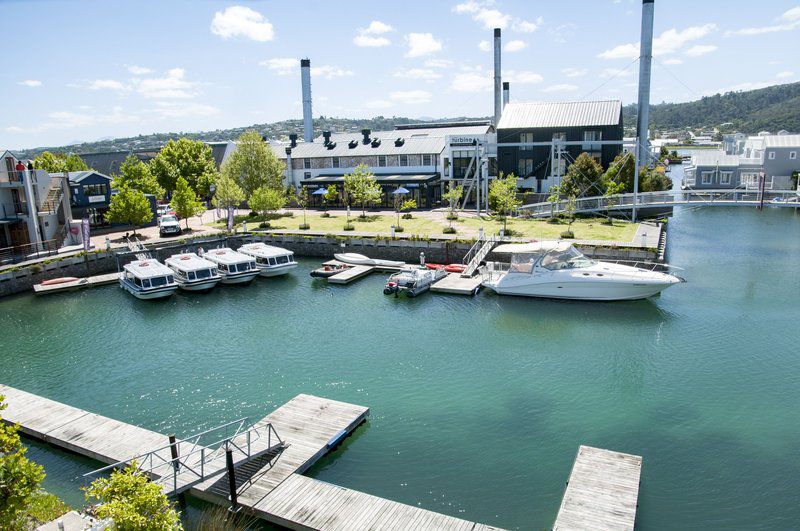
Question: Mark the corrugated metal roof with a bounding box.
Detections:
[691,151,740,167]
[763,134,800,148]
[497,100,622,129]
[66,170,112,183]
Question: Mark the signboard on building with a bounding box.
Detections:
[81,217,90,251]
[87,195,105,203]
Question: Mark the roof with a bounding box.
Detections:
[202,247,253,265]
[763,134,800,148]
[80,142,232,175]
[124,259,173,278]
[691,151,740,167]
[301,173,438,185]
[239,243,293,258]
[497,100,622,129]
[492,241,573,254]
[165,253,216,271]
[66,170,112,183]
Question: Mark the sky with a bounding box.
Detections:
[2,0,799,149]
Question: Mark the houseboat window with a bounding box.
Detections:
[720,172,732,185]
[133,276,142,286]
[399,155,409,166]
[150,276,169,287]
[790,151,797,160]
[509,253,539,274]
[332,157,340,168]
[83,183,108,196]
[276,255,290,264]
[142,279,151,288]
[268,258,276,266]
[303,158,311,169]
[188,271,196,280]
[250,261,256,269]
[218,263,228,272]
[196,269,211,279]
[422,154,432,166]
[701,171,714,184]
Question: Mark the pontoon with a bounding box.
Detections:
[238,243,298,277]
[202,248,259,284]
[164,253,222,291]
[120,260,178,300]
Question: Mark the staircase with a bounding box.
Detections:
[126,237,151,260]
[461,234,496,277]
[38,184,63,215]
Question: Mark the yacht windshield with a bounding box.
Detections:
[539,246,595,270]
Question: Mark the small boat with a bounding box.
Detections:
[480,241,684,301]
[238,242,298,277]
[310,263,350,278]
[334,252,404,268]
[164,253,222,292]
[444,264,466,273]
[202,248,260,284]
[383,266,447,297]
[119,260,178,300]
[41,276,81,285]
[425,263,445,270]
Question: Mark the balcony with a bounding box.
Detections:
[1,202,28,218]
[0,169,26,186]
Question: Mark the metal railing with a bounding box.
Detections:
[0,239,62,266]
[1,202,28,217]
[0,169,25,184]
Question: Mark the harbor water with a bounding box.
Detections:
[2,199,800,528]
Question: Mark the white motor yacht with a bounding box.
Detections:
[120,260,178,300]
[238,242,298,277]
[164,253,222,291]
[480,241,684,301]
[202,248,259,284]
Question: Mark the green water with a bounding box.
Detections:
[3,205,800,529]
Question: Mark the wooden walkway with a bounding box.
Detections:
[327,265,375,284]
[554,445,642,531]
[33,272,119,295]
[430,273,482,295]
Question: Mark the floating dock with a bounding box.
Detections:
[430,272,483,296]
[33,272,119,295]
[554,445,642,530]
[327,265,375,284]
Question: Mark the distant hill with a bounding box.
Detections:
[623,81,800,133]
[16,116,489,159]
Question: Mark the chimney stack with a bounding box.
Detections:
[493,28,502,126]
[300,58,313,143]
[502,81,509,108]
[322,131,331,145]
[361,129,371,144]
[636,0,654,168]
[289,134,298,148]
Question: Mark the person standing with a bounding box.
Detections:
[14,160,25,182]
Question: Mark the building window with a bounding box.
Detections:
[552,132,566,142]
[720,171,732,185]
[303,158,311,169]
[399,155,408,166]
[378,155,387,167]
[701,171,714,185]
[790,151,797,160]
[83,183,108,196]
[768,151,775,160]
[520,132,534,144]
[740,172,759,188]
[583,130,602,151]
[422,154,432,166]
[304,172,311,180]
[518,159,534,177]
[331,157,340,168]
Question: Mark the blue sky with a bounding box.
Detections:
[3,0,799,149]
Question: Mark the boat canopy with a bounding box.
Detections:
[124,260,173,278]
[165,253,217,272]
[239,243,294,259]
[493,241,573,254]
[204,248,254,265]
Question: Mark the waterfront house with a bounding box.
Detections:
[66,171,113,228]
[496,100,624,193]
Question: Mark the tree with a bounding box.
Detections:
[114,155,164,198]
[640,168,673,192]
[0,395,46,530]
[211,173,245,210]
[562,153,605,197]
[106,185,153,236]
[296,187,310,229]
[84,463,181,530]
[400,199,417,218]
[322,185,338,215]
[171,177,205,229]
[343,164,381,217]
[248,186,286,217]
[488,173,521,233]
[150,138,218,196]
[220,130,285,196]
[32,152,88,173]
[602,153,635,193]
[442,184,463,224]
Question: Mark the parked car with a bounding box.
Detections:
[159,214,181,237]
[157,204,171,217]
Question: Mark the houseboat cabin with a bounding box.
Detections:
[120,260,178,300]
[164,253,221,291]
[202,248,259,284]
[238,243,298,277]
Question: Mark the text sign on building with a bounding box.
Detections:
[448,135,483,146]
[87,195,105,203]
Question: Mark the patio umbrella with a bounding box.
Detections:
[392,187,410,227]
[312,187,327,195]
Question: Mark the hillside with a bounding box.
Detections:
[623,81,800,133]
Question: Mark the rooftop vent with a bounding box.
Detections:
[326,141,337,150]
[394,138,405,147]
[348,140,358,149]
[322,131,331,145]
[289,134,298,148]
[371,138,381,147]
[361,129,371,144]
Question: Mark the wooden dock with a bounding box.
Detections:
[33,272,119,295]
[430,272,483,296]
[553,445,642,531]
[327,265,375,284]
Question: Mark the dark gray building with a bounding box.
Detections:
[497,100,624,192]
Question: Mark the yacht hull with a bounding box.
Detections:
[483,279,675,301]
[256,263,298,277]
[220,272,259,284]
[120,280,178,300]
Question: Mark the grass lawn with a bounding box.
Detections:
[209,211,638,242]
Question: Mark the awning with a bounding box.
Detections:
[302,174,439,185]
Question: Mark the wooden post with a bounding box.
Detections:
[168,434,179,473]
[226,448,238,511]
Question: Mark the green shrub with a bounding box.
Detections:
[29,264,42,274]
[446,214,459,221]
[298,223,310,230]
[258,221,270,229]
[560,230,575,239]
[247,210,259,218]
[343,223,355,231]
[443,226,457,234]
[401,213,413,220]
[320,212,330,218]
[394,226,404,233]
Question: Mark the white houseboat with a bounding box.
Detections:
[202,248,259,284]
[238,242,298,277]
[120,260,178,300]
[164,253,222,291]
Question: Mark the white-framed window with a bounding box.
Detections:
[520,132,534,144]
[790,151,797,160]
[720,171,732,185]
[701,171,714,184]
[378,155,387,167]
[331,157,340,168]
[583,130,602,151]
[399,155,408,166]
[768,151,776,160]
[303,158,311,169]
[740,172,760,189]
[422,154,432,166]
[518,158,534,176]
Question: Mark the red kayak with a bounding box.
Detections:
[41,277,81,286]
[425,263,445,270]
[444,264,466,273]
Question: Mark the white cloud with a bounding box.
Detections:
[600,67,632,78]
[478,40,492,52]
[89,79,127,91]
[561,68,587,78]
[126,65,152,75]
[313,65,354,79]
[450,68,492,93]
[6,126,24,133]
[549,23,577,44]
[474,8,511,29]
[151,101,219,119]
[389,90,431,104]
[598,23,717,59]
[354,20,393,47]
[260,58,296,75]
[17,80,42,87]
[137,68,196,99]
[365,99,394,109]
[776,70,795,78]
[393,68,442,80]
[424,59,453,68]
[662,58,684,65]
[505,40,527,52]
[506,70,544,84]
[452,1,538,32]
[725,6,800,36]
[685,44,717,57]
[405,33,442,57]
[513,17,542,33]
[210,5,274,42]
[541,84,578,93]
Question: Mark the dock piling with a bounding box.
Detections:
[225,448,238,512]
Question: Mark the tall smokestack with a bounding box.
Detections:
[301,58,313,143]
[636,0,654,167]
[493,28,502,126]
[502,81,509,108]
